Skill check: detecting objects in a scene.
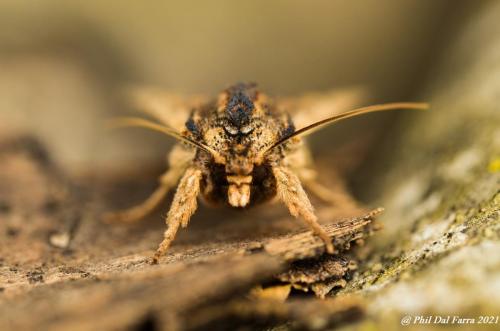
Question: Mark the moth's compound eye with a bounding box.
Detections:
[224,124,239,136]
[240,124,253,134]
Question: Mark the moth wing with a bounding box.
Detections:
[277,86,369,129]
[127,87,209,130]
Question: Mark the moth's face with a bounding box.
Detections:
[203,86,291,207]
[211,117,278,208]
[223,149,271,208]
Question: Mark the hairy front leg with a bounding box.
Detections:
[300,174,359,210]
[152,167,202,263]
[285,143,358,209]
[102,145,194,223]
[272,166,335,254]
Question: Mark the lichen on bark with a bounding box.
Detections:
[335,3,500,328]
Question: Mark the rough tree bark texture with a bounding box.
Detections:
[337,3,500,330]
[0,133,380,330]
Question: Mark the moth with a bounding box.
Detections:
[104,83,427,263]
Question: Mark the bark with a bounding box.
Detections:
[0,133,379,331]
[337,2,500,328]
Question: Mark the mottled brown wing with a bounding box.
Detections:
[277,86,369,129]
[127,86,209,130]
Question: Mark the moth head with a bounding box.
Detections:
[220,82,259,135]
[226,91,254,127]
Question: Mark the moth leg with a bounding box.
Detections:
[301,176,359,209]
[152,167,202,263]
[103,145,194,223]
[286,145,357,208]
[102,172,174,223]
[272,166,335,254]
[284,142,345,206]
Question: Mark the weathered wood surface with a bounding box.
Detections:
[0,135,378,331]
[335,3,500,329]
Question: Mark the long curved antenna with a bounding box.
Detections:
[108,117,223,161]
[265,102,429,154]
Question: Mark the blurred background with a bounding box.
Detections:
[0,0,481,175]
